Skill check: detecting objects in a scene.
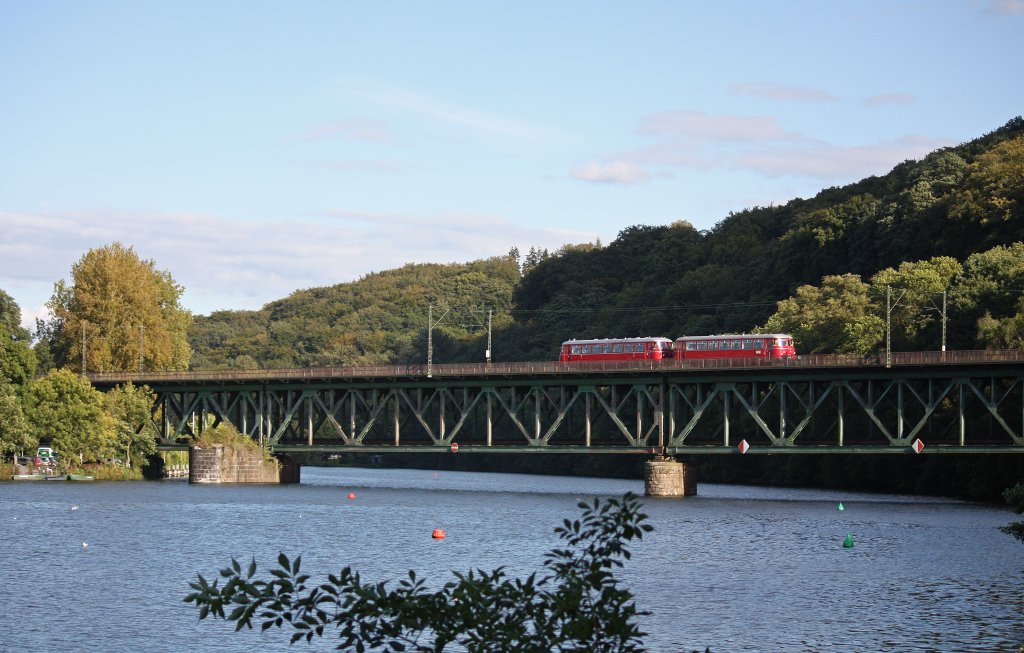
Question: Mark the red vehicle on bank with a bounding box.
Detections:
[559,333,796,362]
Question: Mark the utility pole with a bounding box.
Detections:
[486,308,493,364]
[427,304,450,378]
[81,321,87,376]
[886,286,891,368]
[139,324,145,372]
[941,290,947,354]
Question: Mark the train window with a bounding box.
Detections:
[582,345,591,354]
[708,341,718,350]
[685,341,696,351]
[624,343,633,353]
[754,339,764,349]
[697,341,707,350]
[742,339,752,349]
[571,345,581,354]
[603,344,612,353]
[728,340,738,349]
[613,344,623,353]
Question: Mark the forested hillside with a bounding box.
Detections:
[188,117,1024,369]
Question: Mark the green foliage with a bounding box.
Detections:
[27,368,113,463]
[763,274,884,354]
[190,256,520,369]
[950,137,1024,227]
[103,382,158,468]
[44,242,192,373]
[1001,482,1024,542]
[0,289,37,388]
[0,380,35,457]
[185,493,655,652]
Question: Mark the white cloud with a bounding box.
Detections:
[0,209,592,325]
[570,160,650,185]
[573,111,953,184]
[729,82,840,103]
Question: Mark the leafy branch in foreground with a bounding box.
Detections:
[185,493,654,652]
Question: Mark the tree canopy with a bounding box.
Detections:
[45,242,192,373]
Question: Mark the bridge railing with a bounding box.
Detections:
[87,349,1024,385]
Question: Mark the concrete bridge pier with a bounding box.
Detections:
[644,457,696,497]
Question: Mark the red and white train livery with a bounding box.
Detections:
[559,334,795,362]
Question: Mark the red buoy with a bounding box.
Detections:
[347,492,356,500]
[431,528,446,539]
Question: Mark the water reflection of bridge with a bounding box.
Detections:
[89,350,1024,457]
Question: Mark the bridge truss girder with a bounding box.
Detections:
[145,368,1024,455]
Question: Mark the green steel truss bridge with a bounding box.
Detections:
[89,350,1024,457]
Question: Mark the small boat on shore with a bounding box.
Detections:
[41,474,96,482]
[11,474,46,481]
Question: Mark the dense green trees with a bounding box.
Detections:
[43,242,192,373]
[190,255,521,369]
[27,368,112,464]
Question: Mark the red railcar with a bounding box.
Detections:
[674,333,795,360]
[560,337,673,362]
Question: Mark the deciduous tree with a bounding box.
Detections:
[762,274,884,354]
[103,382,158,468]
[46,242,192,373]
[0,381,35,457]
[28,368,113,463]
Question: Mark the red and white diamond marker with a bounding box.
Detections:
[911,438,925,454]
[738,439,749,454]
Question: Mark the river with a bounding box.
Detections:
[1,467,1022,652]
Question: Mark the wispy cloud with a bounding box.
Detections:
[638,111,803,143]
[351,85,559,142]
[570,161,651,185]
[569,111,952,186]
[317,160,409,173]
[987,0,1024,14]
[0,209,591,324]
[729,82,840,102]
[863,93,916,107]
[298,118,394,142]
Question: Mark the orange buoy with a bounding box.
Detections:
[347,492,356,500]
[431,528,446,539]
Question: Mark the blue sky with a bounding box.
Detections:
[2,0,1022,328]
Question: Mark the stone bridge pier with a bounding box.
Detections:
[644,457,696,497]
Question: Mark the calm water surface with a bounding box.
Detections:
[1,467,1022,652]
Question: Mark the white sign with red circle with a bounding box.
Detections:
[450,442,459,453]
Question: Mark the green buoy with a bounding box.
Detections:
[843,533,855,548]
[838,502,844,511]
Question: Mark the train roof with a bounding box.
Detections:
[674,333,794,340]
[561,336,672,346]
